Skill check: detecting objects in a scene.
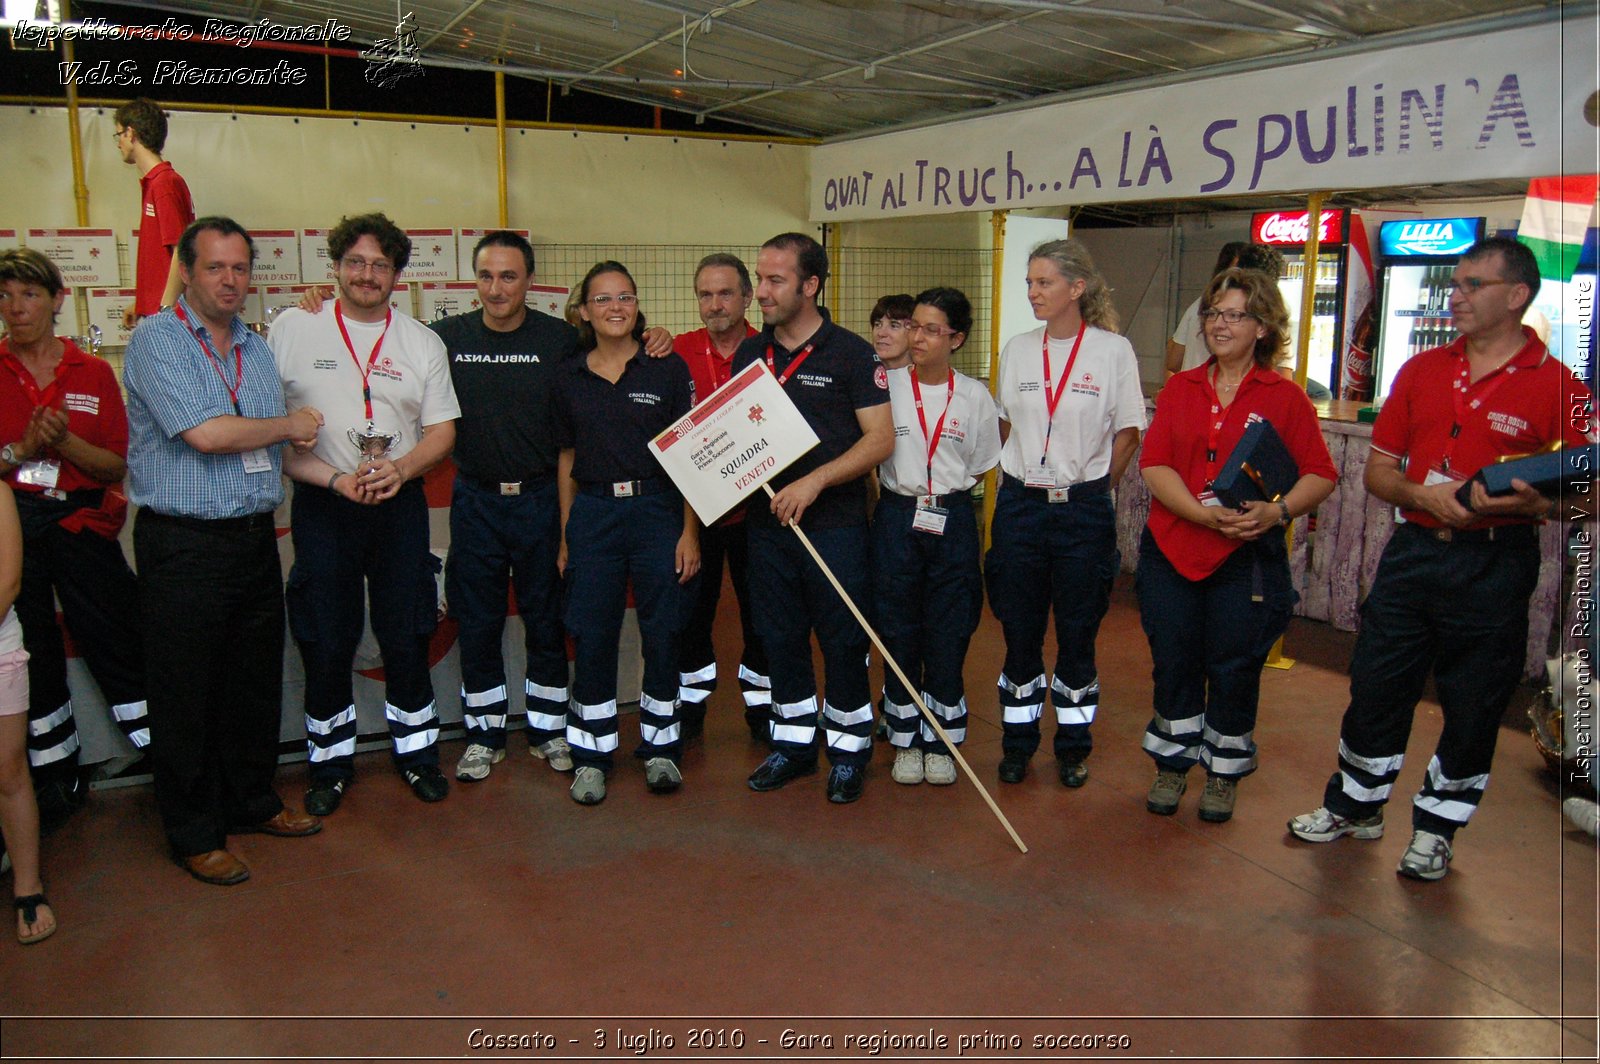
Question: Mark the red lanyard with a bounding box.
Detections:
[1199,367,1248,484]
[1039,324,1086,462]
[335,302,393,420]
[1442,354,1517,472]
[173,303,243,415]
[765,342,814,386]
[912,369,956,494]
[0,343,65,409]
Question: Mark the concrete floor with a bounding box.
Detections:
[2,577,1596,1063]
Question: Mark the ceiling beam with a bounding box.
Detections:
[959,0,1343,39]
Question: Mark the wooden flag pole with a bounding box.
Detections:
[764,485,1028,854]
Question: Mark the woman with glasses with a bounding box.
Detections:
[554,261,698,806]
[869,294,915,369]
[0,249,147,829]
[1136,268,1335,822]
[873,288,1000,786]
[987,239,1145,789]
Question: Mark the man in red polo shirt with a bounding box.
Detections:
[1289,236,1594,881]
[115,99,194,329]
[673,253,770,743]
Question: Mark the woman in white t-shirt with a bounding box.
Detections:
[986,239,1146,788]
[872,288,1000,786]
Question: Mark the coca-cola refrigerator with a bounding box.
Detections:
[1372,216,1487,400]
[1250,208,1352,396]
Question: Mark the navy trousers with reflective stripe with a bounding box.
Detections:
[562,492,690,772]
[747,521,873,768]
[286,480,441,784]
[871,492,982,755]
[445,475,568,752]
[983,478,1118,763]
[677,517,769,734]
[1321,522,1539,838]
[1135,527,1293,779]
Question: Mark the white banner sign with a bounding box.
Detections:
[417,282,478,323]
[299,228,332,283]
[526,283,570,320]
[405,229,457,281]
[260,284,315,323]
[84,288,137,346]
[811,16,1595,221]
[0,230,19,253]
[250,230,302,285]
[28,229,118,286]
[649,361,819,526]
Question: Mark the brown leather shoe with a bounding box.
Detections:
[181,849,250,886]
[242,808,323,838]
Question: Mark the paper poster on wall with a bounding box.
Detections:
[261,284,314,325]
[0,230,19,253]
[417,282,478,322]
[28,229,118,286]
[527,283,570,320]
[405,229,456,281]
[298,228,332,282]
[649,361,820,526]
[250,230,302,285]
[456,228,530,278]
[84,288,137,345]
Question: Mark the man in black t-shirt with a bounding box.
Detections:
[434,231,582,782]
[734,232,893,804]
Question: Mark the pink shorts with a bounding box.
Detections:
[0,648,30,717]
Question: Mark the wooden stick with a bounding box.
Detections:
[764,485,1028,854]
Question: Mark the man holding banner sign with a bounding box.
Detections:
[659,233,891,804]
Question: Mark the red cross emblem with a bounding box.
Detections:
[748,405,765,425]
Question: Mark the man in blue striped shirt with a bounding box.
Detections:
[124,216,326,887]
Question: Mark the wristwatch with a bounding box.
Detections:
[1,444,17,466]
[1277,500,1292,526]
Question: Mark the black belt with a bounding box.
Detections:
[1002,472,1111,502]
[578,476,674,499]
[880,490,972,508]
[143,509,276,532]
[459,471,555,496]
[1403,521,1537,545]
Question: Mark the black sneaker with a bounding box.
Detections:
[747,751,817,791]
[304,779,346,817]
[826,764,865,804]
[998,753,1029,784]
[403,765,449,803]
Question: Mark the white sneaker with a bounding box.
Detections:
[891,747,924,785]
[533,737,574,772]
[1397,829,1453,881]
[570,766,606,805]
[644,757,682,793]
[923,752,957,786]
[1287,805,1385,842]
[455,743,504,781]
[1563,798,1599,838]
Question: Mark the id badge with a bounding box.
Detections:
[912,496,948,535]
[240,448,273,474]
[1423,466,1463,487]
[1023,461,1056,489]
[1197,489,1226,508]
[14,459,60,491]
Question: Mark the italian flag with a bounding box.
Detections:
[1519,175,1599,282]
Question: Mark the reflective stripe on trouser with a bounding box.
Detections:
[1320,523,1538,835]
[678,518,768,731]
[1135,528,1289,778]
[984,478,1117,763]
[286,481,442,783]
[445,474,568,750]
[562,491,691,771]
[111,700,151,749]
[871,491,981,757]
[747,521,872,768]
[27,699,79,767]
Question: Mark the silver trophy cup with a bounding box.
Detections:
[347,420,400,472]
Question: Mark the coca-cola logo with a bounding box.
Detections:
[1252,210,1344,246]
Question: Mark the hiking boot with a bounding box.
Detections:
[1146,768,1187,815]
[1197,775,1237,823]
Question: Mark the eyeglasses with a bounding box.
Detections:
[1199,309,1257,325]
[906,322,960,339]
[872,318,911,332]
[1446,277,1511,294]
[340,256,396,277]
[588,293,638,307]
[113,128,127,141]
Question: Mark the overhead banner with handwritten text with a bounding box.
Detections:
[810,16,1595,222]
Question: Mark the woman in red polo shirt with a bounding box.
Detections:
[0,249,146,828]
[1136,268,1336,823]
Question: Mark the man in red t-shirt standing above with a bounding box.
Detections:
[673,253,770,744]
[1289,236,1595,881]
[115,99,194,329]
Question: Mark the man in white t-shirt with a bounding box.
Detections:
[268,213,460,816]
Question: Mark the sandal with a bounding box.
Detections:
[15,893,57,945]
